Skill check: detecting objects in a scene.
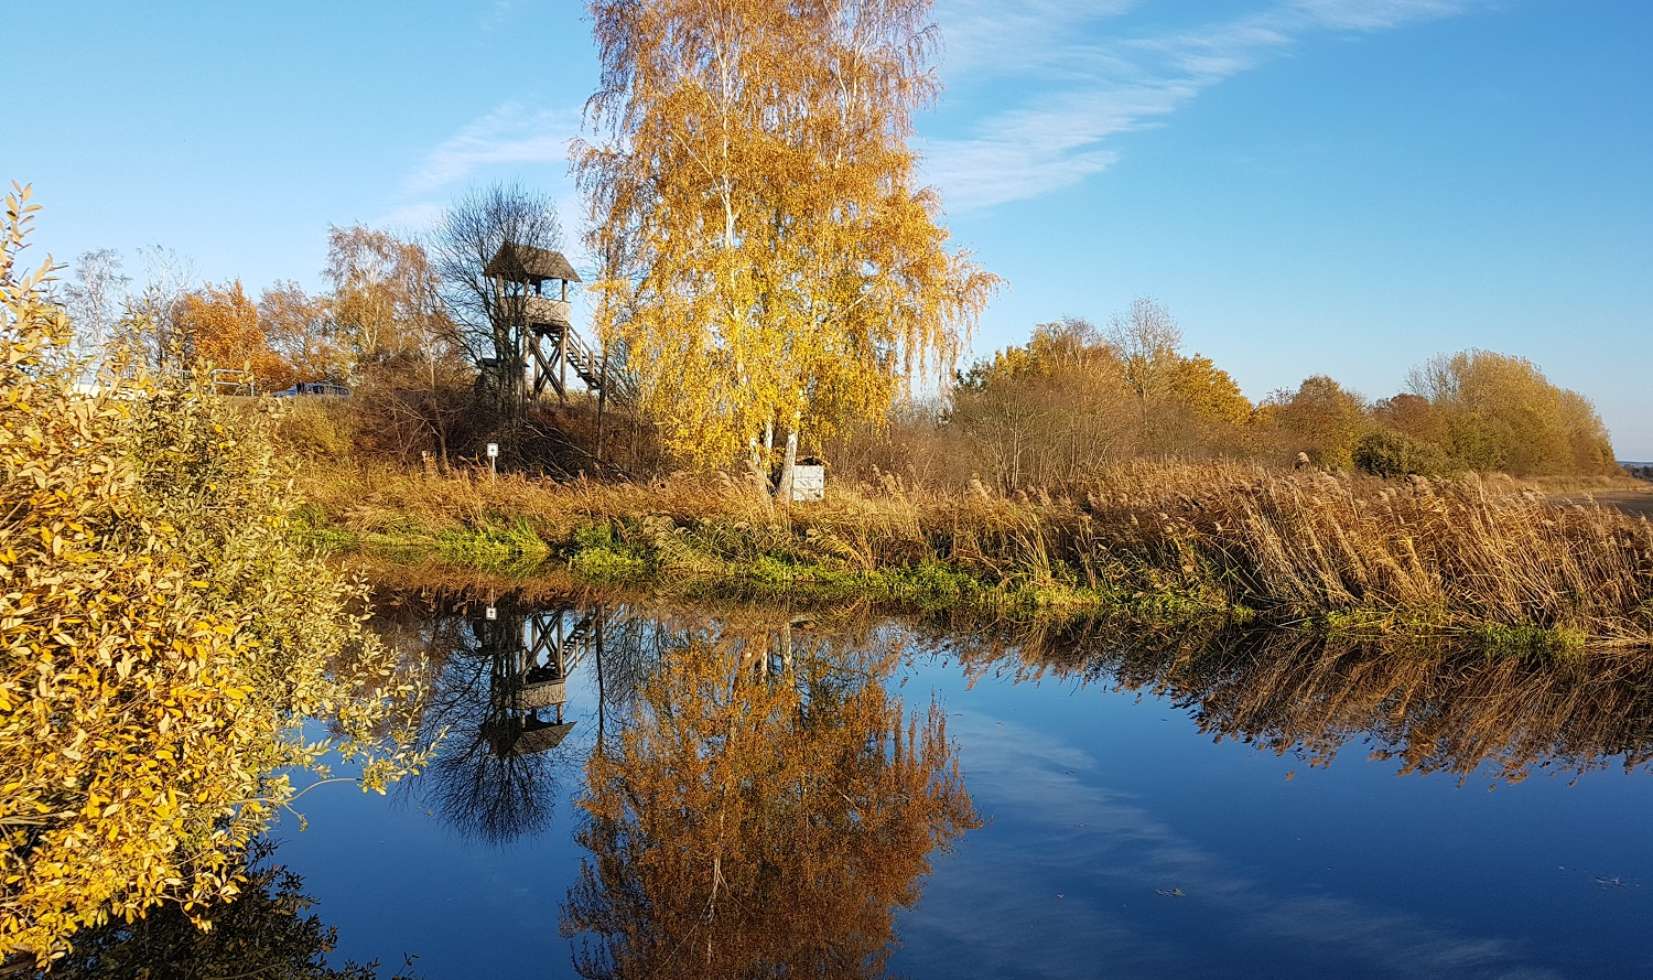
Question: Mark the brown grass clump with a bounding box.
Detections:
[298,459,1653,646]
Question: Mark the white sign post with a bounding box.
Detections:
[486,442,499,478]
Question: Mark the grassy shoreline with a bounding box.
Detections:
[315,521,1584,653]
[295,460,1653,653]
[308,519,1239,619]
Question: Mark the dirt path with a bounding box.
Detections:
[1598,491,1653,518]
[1553,489,1653,518]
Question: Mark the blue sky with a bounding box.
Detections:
[7,0,1651,456]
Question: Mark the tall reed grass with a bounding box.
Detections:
[298,460,1653,646]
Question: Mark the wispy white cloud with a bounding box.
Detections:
[385,100,589,267]
[903,706,1559,979]
[937,0,1140,80]
[480,0,514,32]
[1288,0,1479,31]
[401,102,582,197]
[369,201,445,233]
[924,0,1490,212]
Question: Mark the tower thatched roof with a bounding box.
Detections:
[485,242,582,283]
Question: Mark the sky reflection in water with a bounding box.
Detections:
[260,594,1653,979]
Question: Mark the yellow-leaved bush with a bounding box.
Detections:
[0,185,428,964]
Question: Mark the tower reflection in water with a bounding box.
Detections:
[384,594,980,977]
[403,597,604,845]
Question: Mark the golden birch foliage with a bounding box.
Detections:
[0,187,426,964]
[325,225,450,366]
[174,280,295,391]
[579,0,997,466]
[259,281,347,384]
[563,632,978,978]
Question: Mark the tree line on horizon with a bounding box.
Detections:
[917,302,1618,491]
[51,222,1617,487]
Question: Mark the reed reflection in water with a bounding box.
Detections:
[943,615,1653,783]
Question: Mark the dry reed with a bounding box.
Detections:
[298,460,1653,646]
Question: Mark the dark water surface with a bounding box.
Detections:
[264,594,1653,978]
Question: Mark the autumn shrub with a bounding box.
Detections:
[269,395,359,460]
[1410,350,1618,476]
[1352,428,1449,478]
[0,188,426,964]
[946,314,1258,492]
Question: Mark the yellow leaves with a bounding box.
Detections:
[581,0,995,469]
[0,195,427,963]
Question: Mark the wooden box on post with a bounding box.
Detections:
[790,457,825,502]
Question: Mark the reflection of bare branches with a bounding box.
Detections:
[372,596,595,845]
[947,618,1653,782]
[424,715,567,845]
[429,613,577,844]
[561,624,977,980]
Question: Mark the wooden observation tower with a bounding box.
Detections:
[486,242,629,405]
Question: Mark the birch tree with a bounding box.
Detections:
[577,0,997,491]
[325,224,451,374]
[60,248,128,366]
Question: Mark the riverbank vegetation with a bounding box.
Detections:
[0,189,426,965]
[296,458,1653,649]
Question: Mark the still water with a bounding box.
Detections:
[270,593,1651,978]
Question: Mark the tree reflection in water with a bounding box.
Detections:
[360,587,1653,976]
[947,617,1653,782]
[560,618,979,980]
[382,597,598,845]
[37,842,411,980]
